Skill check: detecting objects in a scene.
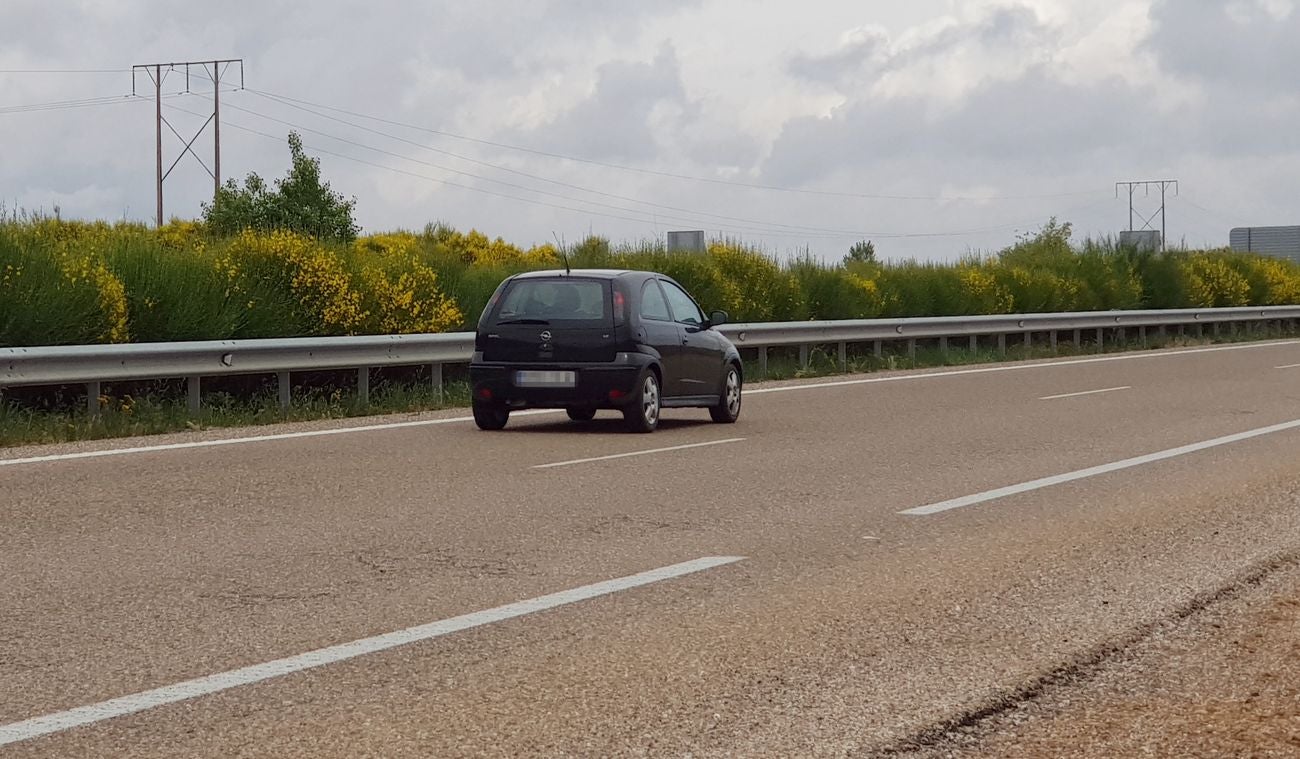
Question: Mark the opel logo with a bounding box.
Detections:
[540,330,552,341]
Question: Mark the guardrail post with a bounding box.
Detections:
[1023,331,1032,353]
[1158,324,1167,341]
[837,341,847,371]
[1193,323,1202,339]
[997,333,1007,356]
[757,347,768,376]
[277,371,291,411]
[939,336,948,357]
[907,338,917,362]
[1050,331,1057,351]
[86,381,101,417]
[969,335,977,352]
[798,344,810,369]
[1212,321,1220,337]
[187,376,201,415]
[357,367,370,406]
[1118,326,1126,344]
[431,362,444,403]
[873,340,882,359]
[1073,328,1081,346]
[1139,325,1147,345]
[1096,327,1104,348]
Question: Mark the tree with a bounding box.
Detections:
[202,132,359,241]
[844,239,876,265]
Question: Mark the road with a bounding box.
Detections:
[3,340,1300,757]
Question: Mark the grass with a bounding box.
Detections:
[2,322,1293,449]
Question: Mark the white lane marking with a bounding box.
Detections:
[1038,386,1131,401]
[0,556,745,748]
[533,438,746,469]
[746,339,1300,396]
[3,339,1296,469]
[0,410,562,468]
[900,418,1300,516]
[1276,363,1300,369]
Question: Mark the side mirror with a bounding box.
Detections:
[708,310,728,327]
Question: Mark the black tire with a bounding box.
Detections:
[566,407,597,422]
[623,369,661,433]
[472,400,510,430]
[709,364,742,423]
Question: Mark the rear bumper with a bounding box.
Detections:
[469,361,643,409]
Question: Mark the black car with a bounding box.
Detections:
[469,269,743,432]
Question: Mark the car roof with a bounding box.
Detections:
[511,268,650,281]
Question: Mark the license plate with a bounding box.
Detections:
[514,370,576,388]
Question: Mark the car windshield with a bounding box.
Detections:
[495,279,608,323]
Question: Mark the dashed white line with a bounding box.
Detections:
[533,438,745,469]
[899,417,1300,516]
[1038,386,1131,401]
[1276,363,1300,370]
[0,555,745,748]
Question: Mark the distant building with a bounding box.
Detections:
[1230,226,1300,264]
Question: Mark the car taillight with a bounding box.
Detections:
[478,387,493,400]
[608,389,625,400]
[612,289,626,325]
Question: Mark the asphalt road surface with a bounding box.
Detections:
[3,340,1300,757]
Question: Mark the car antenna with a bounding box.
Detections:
[551,231,571,276]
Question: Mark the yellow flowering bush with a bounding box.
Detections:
[354,232,463,334]
[217,230,366,334]
[1185,255,1251,308]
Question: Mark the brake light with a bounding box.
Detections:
[612,289,626,325]
[608,389,626,400]
[478,387,493,400]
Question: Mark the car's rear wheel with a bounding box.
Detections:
[709,364,742,423]
[566,407,597,422]
[623,370,660,433]
[472,400,510,430]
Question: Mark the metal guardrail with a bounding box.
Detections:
[3,306,1298,415]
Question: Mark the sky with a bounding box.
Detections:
[2,0,1298,262]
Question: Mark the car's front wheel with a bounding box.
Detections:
[709,364,742,423]
[472,400,510,430]
[623,370,661,433]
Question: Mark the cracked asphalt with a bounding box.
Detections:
[3,341,1299,757]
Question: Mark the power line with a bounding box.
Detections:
[247,87,1104,204]
[0,92,156,115]
[167,100,1105,242]
[201,95,874,239]
[0,68,130,74]
[242,88,888,237]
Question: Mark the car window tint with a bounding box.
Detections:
[639,280,673,321]
[660,280,704,325]
[498,280,607,321]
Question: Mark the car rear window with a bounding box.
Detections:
[494,279,609,324]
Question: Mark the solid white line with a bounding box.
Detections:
[0,410,562,468]
[1276,363,1300,370]
[3,339,1296,469]
[1038,386,1131,401]
[0,555,745,748]
[532,438,745,469]
[745,339,1300,396]
[900,418,1300,516]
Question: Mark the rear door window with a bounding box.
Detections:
[494,279,610,325]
